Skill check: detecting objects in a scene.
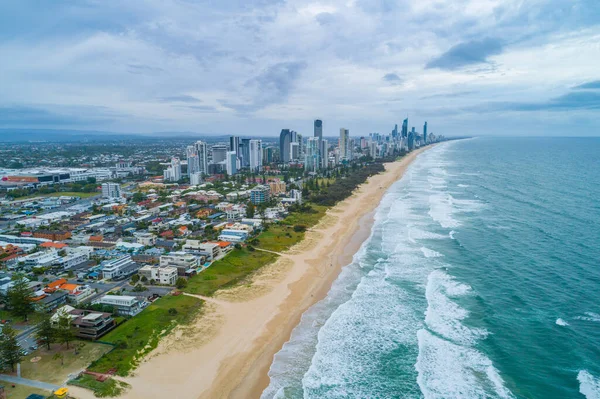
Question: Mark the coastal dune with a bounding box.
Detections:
[70,146,430,399]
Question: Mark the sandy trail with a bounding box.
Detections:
[68,147,431,399]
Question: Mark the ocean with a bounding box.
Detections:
[261,137,600,399]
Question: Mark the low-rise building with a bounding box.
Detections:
[134,232,156,246]
[19,249,61,269]
[53,305,116,340]
[183,241,220,260]
[138,265,178,285]
[100,255,140,280]
[97,295,144,317]
[160,252,200,276]
[33,230,72,241]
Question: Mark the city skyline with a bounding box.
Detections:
[1,1,599,137]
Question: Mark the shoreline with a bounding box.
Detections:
[69,146,432,399]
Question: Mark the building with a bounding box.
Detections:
[34,230,72,241]
[423,121,428,144]
[160,251,200,276]
[19,249,61,269]
[314,119,323,139]
[186,145,200,175]
[100,255,139,280]
[319,139,328,169]
[229,136,240,166]
[164,157,182,182]
[217,229,248,243]
[134,232,156,246]
[280,129,292,163]
[102,183,121,199]
[190,172,202,185]
[138,265,178,285]
[194,141,209,175]
[240,138,251,168]
[97,295,144,317]
[402,118,408,138]
[339,128,350,161]
[290,142,300,161]
[249,139,263,172]
[305,137,321,172]
[212,145,228,163]
[183,240,220,260]
[226,151,237,175]
[269,181,287,195]
[53,305,116,340]
[250,185,270,204]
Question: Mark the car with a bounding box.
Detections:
[29,345,38,350]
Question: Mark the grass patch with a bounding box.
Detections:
[184,248,278,296]
[184,203,327,296]
[0,379,51,398]
[69,374,130,398]
[87,294,202,376]
[20,341,112,385]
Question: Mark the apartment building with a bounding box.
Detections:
[138,265,178,285]
[97,295,144,317]
[100,255,140,280]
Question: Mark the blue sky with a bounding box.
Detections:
[1,0,599,137]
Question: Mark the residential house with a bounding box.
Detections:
[100,255,140,280]
[138,265,178,285]
[53,305,116,340]
[160,251,201,276]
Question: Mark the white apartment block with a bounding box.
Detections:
[138,265,178,285]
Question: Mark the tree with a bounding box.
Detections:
[141,275,148,283]
[7,274,34,321]
[246,202,255,218]
[0,325,23,372]
[35,313,56,350]
[175,278,188,289]
[131,274,140,284]
[132,192,145,203]
[55,312,75,349]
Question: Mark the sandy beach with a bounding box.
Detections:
[69,146,430,399]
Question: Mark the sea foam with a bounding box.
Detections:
[556,318,569,326]
[578,370,600,399]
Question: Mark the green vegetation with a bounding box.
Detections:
[15,191,99,200]
[69,374,131,398]
[0,325,22,372]
[20,341,112,384]
[88,294,202,376]
[184,248,278,296]
[0,379,51,398]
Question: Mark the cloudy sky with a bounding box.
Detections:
[1,0,599,137]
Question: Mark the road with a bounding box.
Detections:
[0,374,61,391]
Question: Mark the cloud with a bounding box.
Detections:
[426,38,504,70]
[127,63,165,74]
[420,91,477,100]
[175,105,217,112]
[0,105,119,127]
[468,91,600,113]
[159,95,203,103]
[382,73,402,84]
[221,61,307,113]
[573,80,600,90]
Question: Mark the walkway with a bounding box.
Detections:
[0,374,60,391]
[253,247,286,256]
[182,293,233,307]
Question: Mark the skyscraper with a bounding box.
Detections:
[314,119,323,139]
[249,139,263,172]
[319,139,328,169]
[401,118,408,138]
[305,137,320,172]
[290,142,300,161]
[211,145,228,163]
[194,141,209,175]
[240,138,251,168]
[186,145,199,176]
[226,151,237,175]
[423,122,428,144]
[339,128,349,161]
[280,129,292,163]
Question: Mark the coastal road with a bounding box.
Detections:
[0,374,60,391]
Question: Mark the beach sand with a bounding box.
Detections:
[68,146,429,399]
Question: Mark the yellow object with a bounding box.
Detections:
[54,387,68,398]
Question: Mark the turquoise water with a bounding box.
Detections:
[261,137,600,399]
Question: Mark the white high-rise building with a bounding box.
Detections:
[226,151,237,175]
[211,145,228,163]
[194,141,209,175]
[164,157,182,182]
[186,145,200,175]
[339,128,349,162]
[190,172,202,185]
[249,140,263,172]
[102,183,121,199]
